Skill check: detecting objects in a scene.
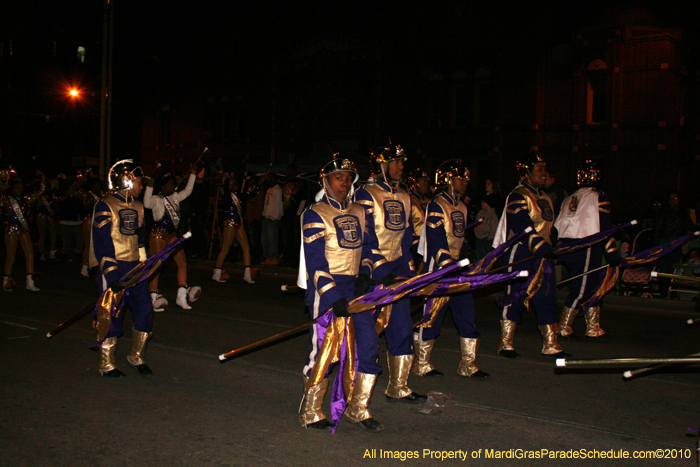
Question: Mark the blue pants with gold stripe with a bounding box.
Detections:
[500,244,557,325]
[95,260,154,337]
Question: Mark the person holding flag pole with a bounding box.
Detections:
[554,160,620,340]
[354,141,428,404]
[297,155,384,433]
[413,160,489,379]
[492,153,567,358]
[89,160,154,377]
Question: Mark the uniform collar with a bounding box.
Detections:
[522,180,543,196]
[322,195,349,211]
[439,190,459,206]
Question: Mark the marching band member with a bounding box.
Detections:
[90,160,153,377]
[413,160,489,379]
[3,179,40,292]
[143,164,201,311]
[492,154,566,358]
[555,160,619,339]
[299,156,384,432]
[355,142,427,404]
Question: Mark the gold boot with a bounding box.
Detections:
[498,320,519,358]
[584,306,605,338]
[98,337,124,377]
[558,306,578,337]
[412,334,442,377]
[346,372,384,432]
[539,324,565,355]
[457,338,489,378]
[127,329,153,375]
[386,354,426,403]
[299,377,331,429]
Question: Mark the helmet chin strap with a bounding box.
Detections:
[322,177,353,209]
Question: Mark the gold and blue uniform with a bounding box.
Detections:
[355,182,416,356]
[420,190,479,339]
[301,195,378,377]
[494,181,557,325]
[90,192,153,337]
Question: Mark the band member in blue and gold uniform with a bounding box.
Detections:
[407,168,431,271]
[90,160,153,377]
[555,160,619,340]
[354,142,427,404]
[299,156,384,432]
[3,178,40,292]
[414,160,489,379]
[143,164,200,311]
[492,154,566,358]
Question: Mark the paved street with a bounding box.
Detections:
[2,256,700,466]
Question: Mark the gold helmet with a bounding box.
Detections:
[108,159,143,191]
[407,168,430,191]
[516,153,545,179]
[371,141,407,165]
[435,159,470,187]
[319,154,359,185]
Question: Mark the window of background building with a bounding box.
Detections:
[586,60,608,125]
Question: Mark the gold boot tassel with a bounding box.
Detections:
[558,306,578,337]
[584,306,605,337]
[539,324,564,355]
[299,377,330,428]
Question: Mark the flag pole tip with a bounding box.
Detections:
[518,270,529,277]
[46,332,53,338]
[555,358,566,367]
[218,354,226,361]
[281,285,288,291]
[525,226,533,233]
[650,271,658,278]
[458,258,470,267]
[183,232,192,239]
[687,319,695,325]
[694,231,700,236]
[622,370,632,378]
[630,219,638,225]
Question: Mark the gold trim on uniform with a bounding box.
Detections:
[303,222,325,230]
[318,282,336,297]
[362,184,410,263]
[313,270,334,290]
[303,231,325,243]
[308,202,366,276]
[94,218,111,229]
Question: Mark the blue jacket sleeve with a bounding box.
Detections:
[302,207,342,309]
[505,192,552,258]
[426,200,455,269]
[91,200,121,285]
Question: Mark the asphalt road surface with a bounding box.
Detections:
[2,257,700,466]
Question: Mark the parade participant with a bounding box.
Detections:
[492,154,566,357]
[212,174,260,284]
[554,160,620,339]
[3,179,40,292]
[299,156,384,432]
[355,142,427,404]
[407,168,431,259]
[143,164,201,311]
[33,172,58,262]
[80,175,103,277]
[413,160,489,379]
[90,160,152,377]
